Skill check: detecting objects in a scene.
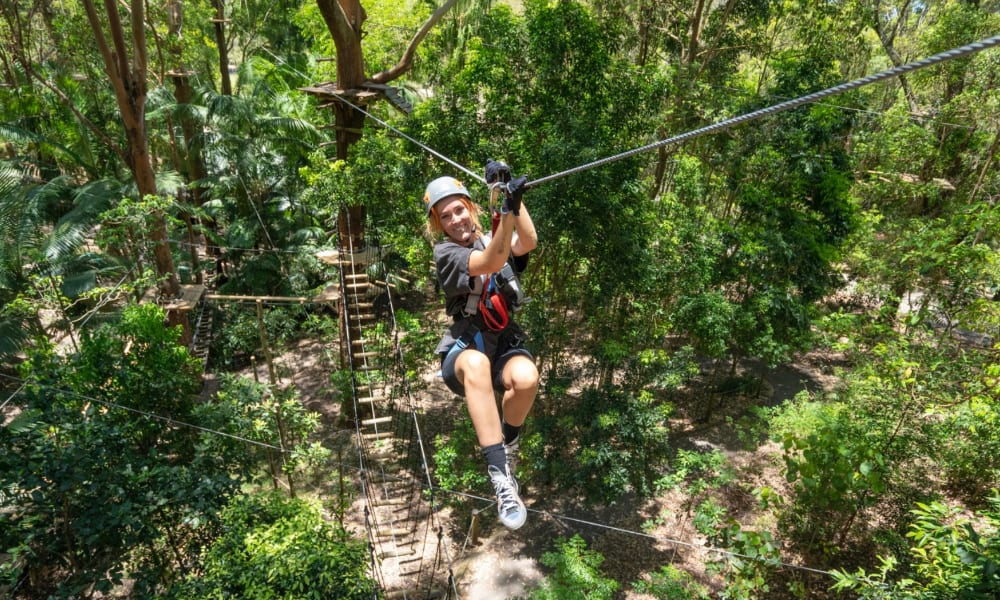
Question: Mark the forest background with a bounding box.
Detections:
[1,0,999,598]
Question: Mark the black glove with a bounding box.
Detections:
[503,175,528,216]
[485,159,511,184]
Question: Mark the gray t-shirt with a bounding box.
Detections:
[433,234,528,356]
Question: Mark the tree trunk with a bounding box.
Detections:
[213,0,233,95]
[81,0,179,297]
[872,0,920,114]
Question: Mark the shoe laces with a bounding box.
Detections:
[489,465,521,516]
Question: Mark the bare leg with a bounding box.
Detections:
[454,349,502,447]
[500,355,538,427]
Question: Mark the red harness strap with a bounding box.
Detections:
[478,285,510,332]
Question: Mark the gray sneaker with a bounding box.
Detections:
[504,437,521,492]
[488,465,527,530]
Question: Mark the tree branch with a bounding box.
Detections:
[21,65,127,162]
[370,0,459,84]
[129,0,148,89]
[80,0,132,122]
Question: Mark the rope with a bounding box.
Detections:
[335,211,390,591]
[0,381,26,412]
[0,372,288,452]
[382,230,461,598]
[360,468,836,578]
[338,208,463,598]
[527,33,1000,189]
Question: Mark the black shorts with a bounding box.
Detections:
[440,343,533,397]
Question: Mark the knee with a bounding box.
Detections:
[457,350,491,382]
[506,358,539,391]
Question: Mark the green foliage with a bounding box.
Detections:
[656,448,733,495]
[197,374,331,490]
[210,303,310,370]
[519,535,619,600]
[394,308,438,384]
[694,499,782,600]
[0,304,238,597]
[432,416,488,495]
[167,491,375,600]
[832,493,1000,599]
[929,356,1000,500]
[544,387,672,502]
[781,400,890,541]
[632,564,711,599]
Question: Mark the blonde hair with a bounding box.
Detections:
[426,196,484,241]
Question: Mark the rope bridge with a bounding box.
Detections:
[334,208,459,599]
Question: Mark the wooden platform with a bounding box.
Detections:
[165,284,206,311]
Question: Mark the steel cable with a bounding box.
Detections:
[526,34,1000,189]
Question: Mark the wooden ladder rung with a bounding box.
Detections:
[376,528,413,538]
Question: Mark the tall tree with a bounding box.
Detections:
[313,0,460,159]
[80,0,179,296]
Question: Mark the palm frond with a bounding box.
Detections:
[145,85,180,119]
[0,162,27,234]
[39,178,121,264]
[0,123,96,175]
[259,116,320,140]
[206,92,255,129]
[291,226,325,245]
[0,318,35,360]
[69,178,121,219]
[156,170,185,196]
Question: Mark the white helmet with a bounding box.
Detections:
[423,176,470,216]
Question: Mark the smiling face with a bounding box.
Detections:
[436,196,477,244]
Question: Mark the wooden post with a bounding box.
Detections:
[469,510,480,546]
[256,299,276,385]
[256,299,294,497]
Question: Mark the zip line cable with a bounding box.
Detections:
[258,46,485,186]
[368,465,837,579]
[711,83,979,131]
[265,34,1000,195]
[526,33,1000,189]
[75,262,143,330]
[10,33,996,591]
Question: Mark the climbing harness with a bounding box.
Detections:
[478,277,511,331]
[444,323,486,363]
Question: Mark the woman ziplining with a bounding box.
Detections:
[423,160,538,530]
[339,32,1000,535]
